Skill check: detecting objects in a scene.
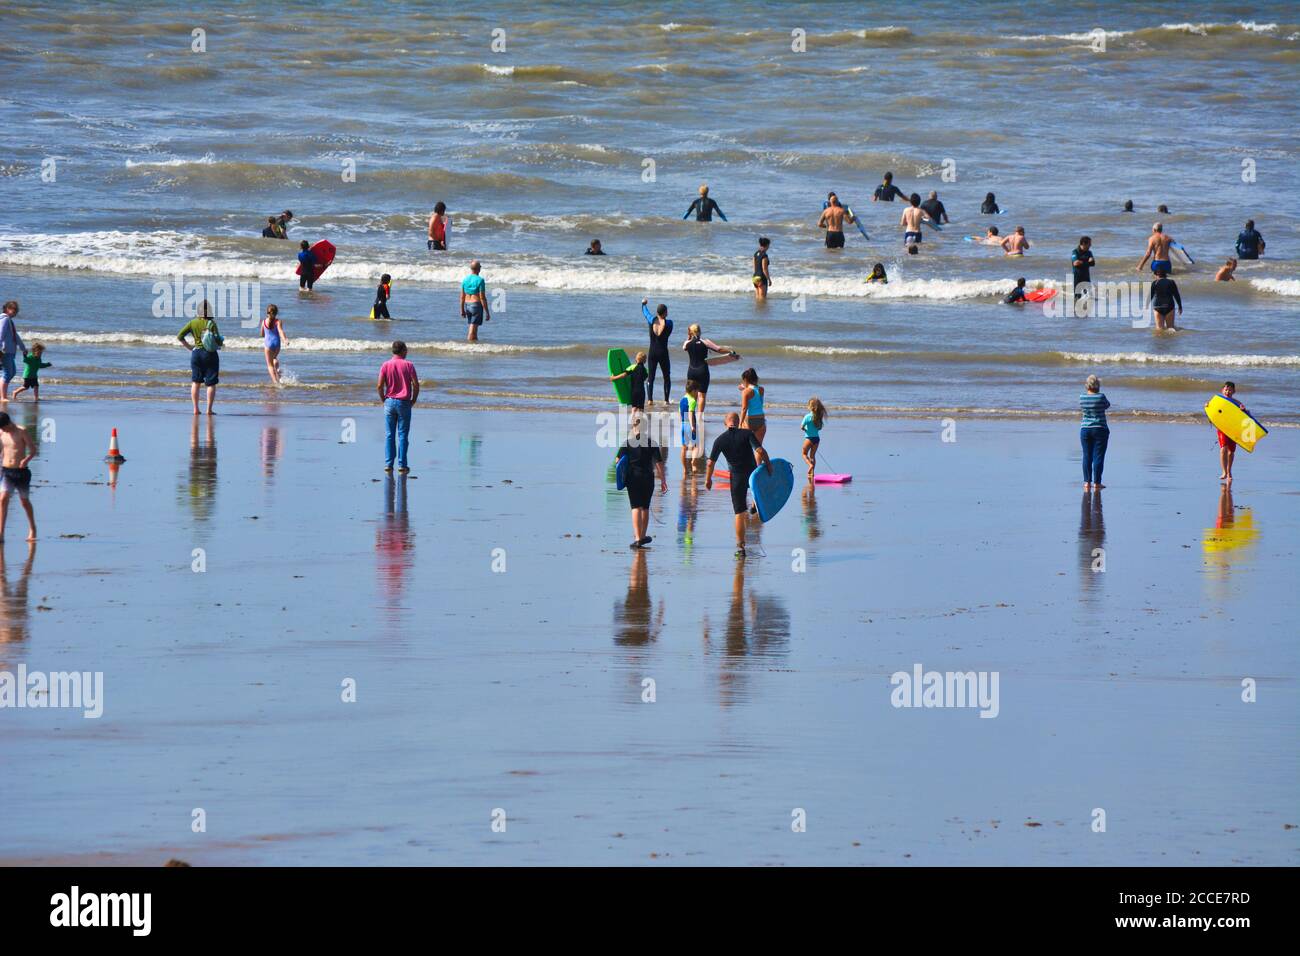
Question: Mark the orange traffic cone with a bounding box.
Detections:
[104,428,126,463]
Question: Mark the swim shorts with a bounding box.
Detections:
[1151,259,1171,274]
[904,231,922,244]
[626,478,654,511]
[729,474,751,515]
[0,466,32,499]
[1217,430,1236,450]
[825,231,845,249]
[189,347,220,386]
[465,301,484,326]
[429,239,446,251]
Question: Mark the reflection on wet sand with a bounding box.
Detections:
[613,548,663,648]
[1203,487,1257,598]
[0,543,35,658]
[376,475,415,619]
[260,426,281,484]
[705,562,791,707]
[801,483,821,540]
[677,476,701,565]
[1077,489,1105,599]
[181,416,217,526]
[459,434,483,470]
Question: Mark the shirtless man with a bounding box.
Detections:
[1136,222,1175,274]
[818,194,856,249]
[1001,225,1030,256]
[968,225,1001,245]
[899,194,930,246]
[0,411,37,542]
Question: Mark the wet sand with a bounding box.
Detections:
[0,399,1296,865]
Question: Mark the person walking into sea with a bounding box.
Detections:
[1150,265,1182,331]
[684,185,727,222]
[297,240,317,291]
[377,340,420,475]
[0,411,37,543]
[1235,219,1265,260]
[641,298,673,405]
[1136,221,1176,274]
[872,171,905,202]
[818,196,855,250]
[460,260,491,342]
[178,300,222,415]
[1071,236,1095,304]
[1079,374,1111,492]
[260,304,287,384]
[428,202,450,250]
[921,190,949,225]
[0,301,27,403]
[682,323,739,422]
[900,194,931,247]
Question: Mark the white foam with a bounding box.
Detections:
[1056,351,1300,367]
[480,63,514,75]
[124,152,217,168]
[26,329,581,355]
[1250,278,1300,297]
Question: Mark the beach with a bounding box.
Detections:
[1,400,1296,865]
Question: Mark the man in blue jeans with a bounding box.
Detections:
[376,341,420,474]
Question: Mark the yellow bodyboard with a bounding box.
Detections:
[1204,395,1267,452]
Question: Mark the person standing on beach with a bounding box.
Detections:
[872,171,905,202]
[1071,236,1095,304]
[460,260,490,342]
[642,298,673,405]
[1150,265,1182,331]
[818,196,855,250]
[1136,222,1175,274]
[428,202,450,250]
[752,237,771,298]
[616,419,667,549]
[683,185,727,222]
[1215,381,1248,483]
[1079,374,1110,491]
[297,240,317,291]
[682,324,739,422]
[737,367,767,446]
[0,301,27,403]
[10,343,51,401]
[0,411,37,542]
[260,304,287,384]
[377,340,420,475]
[1235,219,1265,260]
[178,300,222,415]
[610,351,649,423]
[705,412,772,557]
[921,190,949,225]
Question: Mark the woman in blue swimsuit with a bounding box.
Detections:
[261,304,287,384]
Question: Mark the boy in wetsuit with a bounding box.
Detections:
[297,241,316,291]
[1004,278,1028,304]
[611,351,649,421]
[0,411,37,542]
[1071,236,1095,302]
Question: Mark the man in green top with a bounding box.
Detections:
[178,305,221,415]
[459,260,490,343]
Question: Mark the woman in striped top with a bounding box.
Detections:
[1079,374,1111,491]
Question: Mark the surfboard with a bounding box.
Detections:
[749,459,794,522]
[294,239,335,282]
[1025,289,1058,302]
[716,468,851,485]
[1174,243,1195,264]
[924,218,942,231]
[845,206,871,241]
[615,454,628,490]
[607,348,632,404]
[1205,394,1267,452]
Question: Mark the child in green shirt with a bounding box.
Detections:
[10,342,50,400]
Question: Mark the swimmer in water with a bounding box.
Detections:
[683,185,727,222]
[899,193,932,247]
[818,195,856,250]
[1136,221,1176,275]
[872,171,906,202]
[865,263,888,284]
[969,225,1001,244]
[1215,258,1238,282]
[981,192,1000,215]
[1001,226,1030,256]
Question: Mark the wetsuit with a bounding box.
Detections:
[1005,286,1027,304]
[874,183,905,201]
[616,441,663,510]
[684,338,716,393]
[643,303,673,402]
[981,198,1000,214]
[373,282,391,319]
[753,248,770,285]
[297,249,316,290]
[709,426,762,515]
[683,197,727,222]
[626,362,648,410]
[920,198,947,223]
[1150,276,1181,315]
[1071,247,1095,299]
[1235,228,1264,260]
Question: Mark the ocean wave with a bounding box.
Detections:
[1008,21,1291,43]
[25,329,585,355]
[1250,278,1300,297]
[782,346,1300,368]
[1054,351,1300,367]
[123,152,217,168]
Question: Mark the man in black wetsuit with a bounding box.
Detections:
[872,171,906,202]
[1235,219,1265,260]
[705,412,772,557]
[684,185,727,222]
[1150,265,1182,331]
[920,190,949,224]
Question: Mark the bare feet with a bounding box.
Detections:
[1083,482,1091,491]
[1094,483,1105,490]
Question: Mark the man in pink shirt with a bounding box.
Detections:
[376,341,420,474]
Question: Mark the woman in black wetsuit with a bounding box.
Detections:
[682,322,739,421]
[641,297,673,404]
